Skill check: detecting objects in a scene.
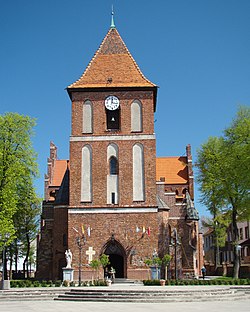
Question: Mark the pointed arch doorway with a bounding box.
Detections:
[103,238,126,278]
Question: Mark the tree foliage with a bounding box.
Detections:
[99,254,110,268]
[90,254,110,280]
[0,112,40,276]
[196,106,250,278]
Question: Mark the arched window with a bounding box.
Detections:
[107,143,119,204]
[82,100,93,133]
[107,143,118,159]
[131,100,142,132]
[110,156,118,175]
[133,143,145,201]
[81,145,92,202]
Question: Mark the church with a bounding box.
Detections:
[36,13,202,281]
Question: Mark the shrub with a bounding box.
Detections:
[92,279,106,286]
[47,280,54,287]
[54,280,62,287]
[10,280,19,288]
[40,280,48,287]
[142,278,249,286]
[33,280,41,287]
[17,280,26,287]
[143,279,160,286]
[25,280,33,287]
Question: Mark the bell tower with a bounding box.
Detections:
[67,22,157,210]
[66,13,159,280]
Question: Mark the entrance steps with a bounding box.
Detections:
[55,287,250,302]
[113,278,143,285]
[0,288,66,301]
[0,286,249,302]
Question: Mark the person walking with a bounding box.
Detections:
[201,266,206,280]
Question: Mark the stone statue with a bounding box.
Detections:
[152,249,158,258]
[185,190,199,220]
[65,249,72,268]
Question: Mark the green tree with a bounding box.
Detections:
[196,137,230,269]
[0,112,39,276]
[222,106,250,278]
[196,106,250,278]
[90,259,101,280]
[99,254,110,269]
[90,254,110,280]
[162,254,171,280]
[14,178,40,278]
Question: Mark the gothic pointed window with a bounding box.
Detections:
[107,144,119,204]
[110,156,118,175]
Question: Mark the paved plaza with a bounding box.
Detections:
[1,299,249,312]
[0,285,249,312]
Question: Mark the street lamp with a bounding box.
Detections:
[76,235,86,286]
[0,233,10,290]
[169,228,181,280]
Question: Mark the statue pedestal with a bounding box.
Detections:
[62,268,74,282]
[0,280,10,290]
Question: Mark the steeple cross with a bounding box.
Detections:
[86,246,96,263]
[111,5,115,28]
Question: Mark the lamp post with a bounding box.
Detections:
[0,233,10,290]
[76,235,85,286]
[169,228,180,280]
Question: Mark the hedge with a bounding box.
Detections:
[143,278,250,286]
[10,279,107,288]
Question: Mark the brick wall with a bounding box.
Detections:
[68,211,159,279]
[69,139,156,207]
[69,89,156,208]
[52,207,68,280]
[71,90,155,136]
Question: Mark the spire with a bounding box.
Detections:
[110,5,115,28]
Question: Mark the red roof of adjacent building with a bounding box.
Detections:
[67,27,156,89]
[50,157,188,187]
[51,160,68,186]
[156,157,188,184]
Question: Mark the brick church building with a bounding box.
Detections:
[36,16,202,281]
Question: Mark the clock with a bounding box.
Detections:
[105,95,120,110]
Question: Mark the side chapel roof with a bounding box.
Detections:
[51,160,68,186]
[156,157,188,184]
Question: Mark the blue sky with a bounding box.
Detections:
[0,0,249,217]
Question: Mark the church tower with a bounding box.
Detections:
[36,12,201,282]
[66,15,159,279]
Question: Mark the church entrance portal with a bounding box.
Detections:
[103,238,126,278]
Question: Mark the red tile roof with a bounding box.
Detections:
[50,157,188,187]
[51,160,68,186]
[156,157,188,184]
[67,28,156,89]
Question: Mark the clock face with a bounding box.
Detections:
[105,95,120,110]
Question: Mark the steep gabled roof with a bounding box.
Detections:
[156,157,188,184]
[51,160,68,186]
[67,27,156,89]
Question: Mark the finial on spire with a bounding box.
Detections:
[110,5,115,28]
